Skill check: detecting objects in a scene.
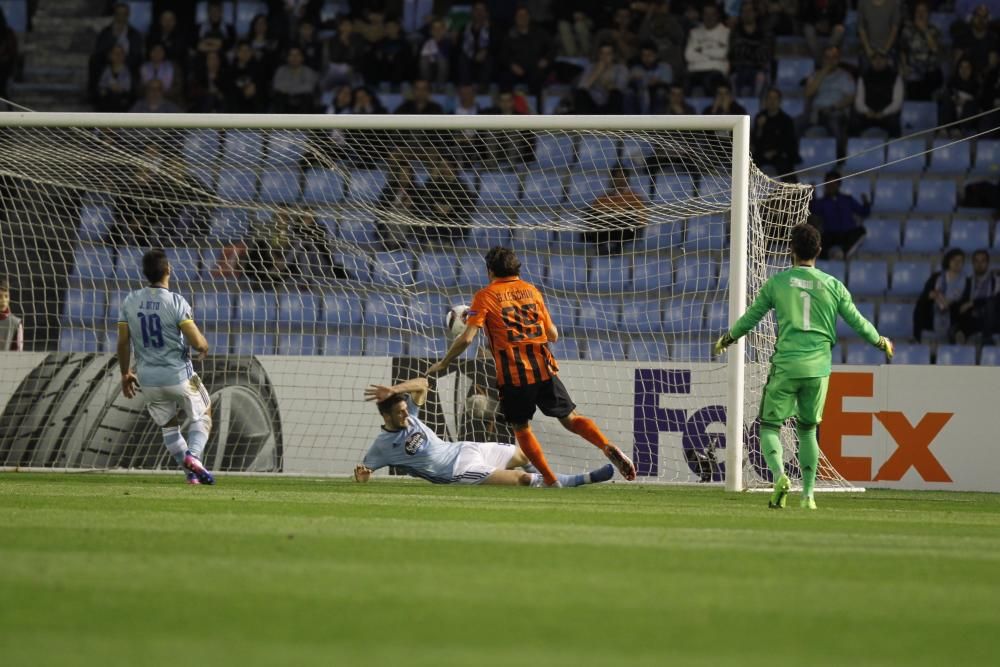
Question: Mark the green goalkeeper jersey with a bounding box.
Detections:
[729,265,880,378]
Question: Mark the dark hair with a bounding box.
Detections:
[972,248,990,261]
[825,169,841,181]
[142,249,169,283]
[0,275,9,291]
[789,223,821,261]
[941,248,965,270]
[377,393,408,415]
[485,246,521,277]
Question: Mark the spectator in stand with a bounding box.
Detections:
[357,8,387,44]
[575,43,628,114]
[227,42,266,112]
[636,0,684,81]
[196,1,236,56]
[803,45,855,152]
[394,78,444,113]
[367,16,414,85]
[939,57,982,132]
[705,81,746,114]
[914,248,967,342]
[94,2,144,74]
[556,5,594,58]
[800,0,847,63]
[140,43,182,104]
[851,52,904,137]
[729,1,773,97]
[267,0,322,43]
[287,211,347,286]
[96,44,136,112]
[455,83,482,114]
[479,90,534,167]
[953,5,999,74]
[458,2,495,89]
[247,14,282,78]
[810,171,871,259]
[412,159,473,244]
[684,3,730,95]
[627,42,672,113]
[326,15,368,89]
[148,10,189,72]
[665,83,695,114]
[0,7,18,110]
[187,51,227,112]
[858,0,902,66]
[376,155,417,250]
[0,276,23,351]
[131,77,181,113]
[766,0,800,36]
[752,87,800,179]
[582,166,646,255]
[351,86,386,114]
[900,1,944,101]
[419,17,454,86]
[956,249,998,344]
[595,6,640,64]
[502,7,555,97]
[271,46,318,113]
[292,19,323,72]
[980,50,1000,113]
[324,84,353,113]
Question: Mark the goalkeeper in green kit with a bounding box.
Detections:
[714,223,894,510]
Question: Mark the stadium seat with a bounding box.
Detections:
[566,171,609,208]
[79,205,114,243]
[521,171,566,207]
[674,256,717,294]
[182,129,221,164]
[533,133,576,170]
[653,174,695,204]
[196,292,234,326]
[628,338,670,362]
[455,251,488,287]
[837,301,876,338]
[738,96,760,118]
[208,208,250,241]
[58,327,105,352]
[663,299,706,334]
[72,245,115,280]
[336,211,378,246]
[971,139,1000,178]
[409,334,446,358]
[576,135,620,171]
[781,97,805,118]
[415,252,459,289]
[323,291,363,329]
[883,138,926,174]
[586,338,627,361]
[278,293,318,329]
[705,300,727,333]
[845,342,885,365]
[633,252,672,292]
[512,211,552,252]
[670,340,713,362]
[62,288,106,327]
[902,101,937,133]
[817,259,846,283]
[687,96,712,113]
[893,342,931,365]
[546,295,578,335]
[370,250,414,286]
[798,137,837,171]
[236,292,277,323]
[464,221,513,251]
[1,0,29,32]
[552,337,583,360]
[348,169,387,205]
[364,335,407,357]
[216,168,258,202]
[844,138,886,173]
[848,259,888,296]
[948,219,991,252]
[876,302,912,338]
[890,260,932,297]
[278,333,319,355]
[936,344,977,366]
[831,343,843,364]
[621,138,654,169]
[363,293,407,328]
[683,214,727,252]
[640,213,684,252]
[378,93,403,112]
[408,292,451,332]
[589,255,631,293]
[222,130,264,167]
[303,168,345,204]
[621,297,664,333]
[324,334,363,356]
[901,218,945,254]
[266,129,307,166]
[915,180,956,214]
[477,171,521,208]
[872,178,913,213]
[202,330,230,355]
[776,57,814,92]
[578,297,621,332]
[164,248,201,283]
[980,346,1000,366]
[929,138,971,173]
[105,291,127,329]
[546,254,587,291]
[862,218,901,253]
[258,169,301,204]
[232,333,275,356]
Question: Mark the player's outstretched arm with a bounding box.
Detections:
[835,284,890,360]
[364,377,429,406]
[712,281,774,357]
[180,320,209,359]
[427,324,480,376]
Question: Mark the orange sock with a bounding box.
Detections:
[566,416,610,451]
[514,427,558,486]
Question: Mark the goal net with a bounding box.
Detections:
[0,113,854,491]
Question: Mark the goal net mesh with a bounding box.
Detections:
[0,117,853,490]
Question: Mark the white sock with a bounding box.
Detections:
[162,427,188,467]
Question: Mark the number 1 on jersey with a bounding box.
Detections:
[799,291,811,331]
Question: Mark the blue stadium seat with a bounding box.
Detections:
[929,12,952,42]
[0,0,29,32]
[848,259,888,296]
[653,174,695,204]
[415,252,459,289]
[640,214,684,252]
[663,299,706,334]
[586,338,627,361]
[817,259,846,283]
[845,342,884,365]
[222,130,264,167]
[929,138,971,173]
[890,261,932,297]
[915,180,956,214]
[862,218,901,253]
[844,138,886,173]
[589,255,631,293]
[370,250,414,286]
[578,297,621,332]
[336,211,378,246]
[464,217,513,251]
[195,1,235,24]
[633,253,672,292]
[202,330,230,355]
[325,334,363,355]
[79,205,114,243]
[303,168,345,204]
[877,302,912,338]
[949,219,991,252]
[566,171,609,208]
[545,295,578,334]
[936,344,977,366]
[838,176,872,203]
[687,96,712,113]
[233,333,275,356]
[621,297,664,333]
[216,168,258,202]
[670,340,713,362]
[236,292,277,323]
[683,214,727,252]
[782,97,805,118]
[872,178,913,213]
[323,291,363,329]
[208,208,250,241]
[521,171,565,207]
[533,133,576,170]
[901,218,945,254]
[363,293,407,328]
[409,334,446,358]
[621,138,653,169]
[278,293,318,329]
[705,300,727,333]
[477,172,521,208]
[512,211,552,252]
[278,333,319,355]
[72,245,115,280]
[546,254,588,291]
[58,327,105,352]
[883,138,926,174]
[971,140,1000,178]
[182,129,221,164]
[348,169,387,205]
[980,346,1000,366]
[776,57,814,92]
[552,337,583,360]
[738,97,760,117]
[197,292,234,327]
[164,248,201,283]
[106,291,127,329]
[364,335,407,357]
[902,101,937,133]
[831,343,843,364]
[408,292,451,332]
[62,288,106,327]
[265,129,307,166]
[837,301,876,337]
[673,256,717,293]
[125,1,153,30]
[456,251,487,287]
[628,338,670,362]
[258,169,301,204]
[798,137,837,171]
[576,135,620,171]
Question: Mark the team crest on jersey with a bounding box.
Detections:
[404,431,426,455]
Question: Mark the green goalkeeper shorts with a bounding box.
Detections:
[758,370,830,429]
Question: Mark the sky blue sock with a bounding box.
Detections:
[162,427,187,467]
[556,472,587,487]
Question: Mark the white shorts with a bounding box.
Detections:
[141,375,211,427]
[452,442,517,484]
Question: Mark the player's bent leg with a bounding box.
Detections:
[512,424,559,486]
[481,469,534,486]
[559,412,636,481]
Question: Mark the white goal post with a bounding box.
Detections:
[0,111,853,492]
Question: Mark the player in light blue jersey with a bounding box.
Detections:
[355,378,615,487]
[117,249,215,485]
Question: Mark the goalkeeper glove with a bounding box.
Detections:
[713,332,736,357]
[877,336,894,362]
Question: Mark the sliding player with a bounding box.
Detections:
[714,223,893,509]
[356,377,614,487]
[117,249,215,485]
[426,246,637,487]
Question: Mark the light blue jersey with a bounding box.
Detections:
[363,398,463,484]
[119,287,195,387]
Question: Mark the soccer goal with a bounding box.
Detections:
[0,111,855,492]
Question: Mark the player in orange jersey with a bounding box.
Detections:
[427,246,637,486]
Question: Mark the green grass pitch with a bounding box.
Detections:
[2,474,999,667]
